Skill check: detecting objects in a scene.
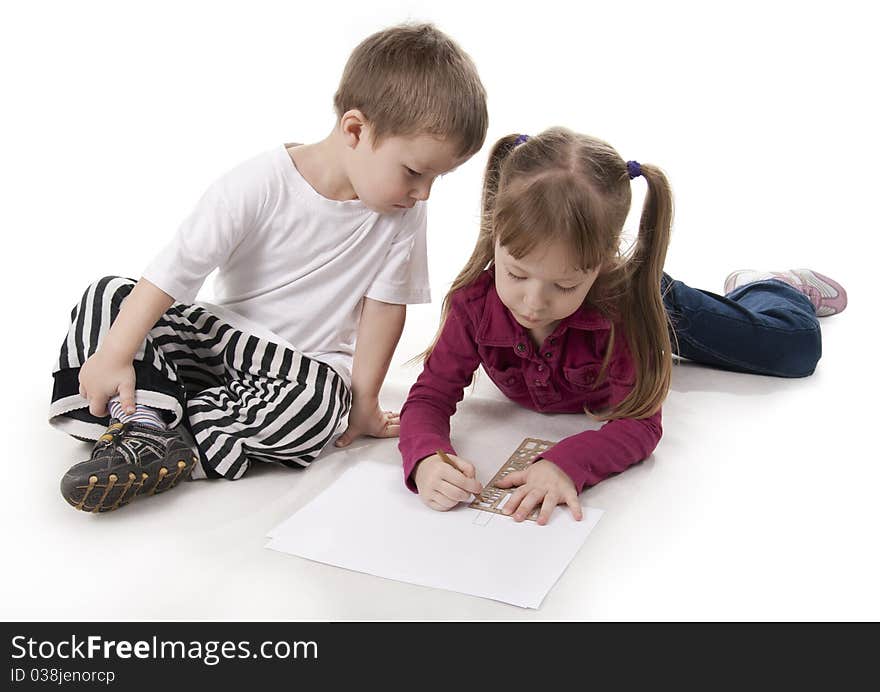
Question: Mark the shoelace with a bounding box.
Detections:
[96,420,126,448]
[95,420,169,466]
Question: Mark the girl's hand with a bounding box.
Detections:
[78,350,137,418]
[495,459,583,525]
[414,453,483,512]
[335,397,399,447]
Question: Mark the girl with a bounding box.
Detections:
[398,127,846,525]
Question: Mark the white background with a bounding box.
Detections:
[1,0,877,620]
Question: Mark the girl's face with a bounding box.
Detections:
[494,239,600,339]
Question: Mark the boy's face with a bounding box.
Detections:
[494,239,600,339]
[348,128,469,214]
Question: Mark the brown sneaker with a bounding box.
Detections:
[60,420,198,512]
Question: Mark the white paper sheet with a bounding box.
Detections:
[266,459,603,609]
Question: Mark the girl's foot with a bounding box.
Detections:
[724,268,847,316]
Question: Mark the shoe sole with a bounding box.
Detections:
[792,269,847,316]
[61,453,198,513]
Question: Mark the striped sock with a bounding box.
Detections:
[108,399,167,430]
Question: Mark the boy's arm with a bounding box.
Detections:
[334,297,406,447]
[99,278,175,361]
[78,278,174,416]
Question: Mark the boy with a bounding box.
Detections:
[49,23,488,512]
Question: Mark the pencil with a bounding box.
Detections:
[436,449,456,469]
[437,449,480,501]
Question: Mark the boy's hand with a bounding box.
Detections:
[414,453,482,511]
[334,397,399,447]
[74,278,174,419]
[78,350,137,418]
[495,459,583,525]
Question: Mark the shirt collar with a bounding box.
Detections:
[474,269,612,347]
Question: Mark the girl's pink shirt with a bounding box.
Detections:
[399,269,663,493]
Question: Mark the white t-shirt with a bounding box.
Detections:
[143,144,431,385]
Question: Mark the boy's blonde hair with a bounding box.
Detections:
[333,23,488,158]
[427,127,675,421]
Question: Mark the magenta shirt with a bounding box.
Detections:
[399,269,663,493]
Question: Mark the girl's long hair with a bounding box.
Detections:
[423,127,674,420]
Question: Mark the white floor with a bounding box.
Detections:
[3,305,878,621]
[2,1,877,621]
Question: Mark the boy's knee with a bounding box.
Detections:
[71,277,137,325]
[79,276,135,300]
[93,275,133,288]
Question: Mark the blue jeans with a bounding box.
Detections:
[661,274,821,378]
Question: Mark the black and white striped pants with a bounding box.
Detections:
[49,277,351,480]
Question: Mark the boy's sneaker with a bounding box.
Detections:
[60,420,198,513]
[723,268,848,317]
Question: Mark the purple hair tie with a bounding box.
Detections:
[514,134,530,146]
[627,160,642,179]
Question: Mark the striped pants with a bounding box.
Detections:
[49,277,351,480]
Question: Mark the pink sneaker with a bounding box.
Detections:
[724,269,848,317]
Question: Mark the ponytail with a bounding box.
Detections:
[606,164,674,419]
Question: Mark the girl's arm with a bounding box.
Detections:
[539,390,663,493]
[399,294,483,492]
[497,393,661,524]
[498,383,662,524]
[497,345,664,524]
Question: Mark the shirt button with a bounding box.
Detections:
[507,377,516,385]
[537,365,545,372]
[544,352,553,359]
[515,343,526,354]
[549,338,557,344]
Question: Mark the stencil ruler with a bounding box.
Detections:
[468,438,556,522]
